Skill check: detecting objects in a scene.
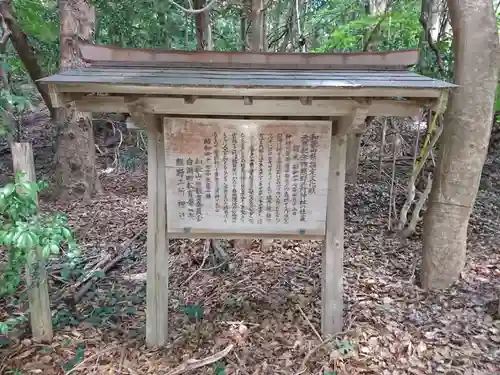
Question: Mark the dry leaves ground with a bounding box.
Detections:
[1,116,500,374]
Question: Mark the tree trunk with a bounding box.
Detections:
[249,0,265,51]
[421,0,499,289]
[57,0,102,199]
[0,2,54,118]
[194,0,213,50]
[344,1,387,185]
[368,0,387,14]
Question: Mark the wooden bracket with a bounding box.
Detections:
[432,90,449,115]
[334,107,369,136]
[48,84,66,108]
[299,96,312,105]
[183,95,197,104]
[126,98,160,133]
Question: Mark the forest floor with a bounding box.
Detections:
[1,112,500,374]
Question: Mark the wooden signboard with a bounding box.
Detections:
[164,118,332,239]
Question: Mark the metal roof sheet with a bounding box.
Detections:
[38,67,455,90]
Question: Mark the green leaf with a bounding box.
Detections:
[61,227,72,240]
[182,304,204,320]
[94,270,106,278]
[42,244,51,258]
[61,343,85,373]
[215,364,226,375]
[50,243,60,254]
[61,267,71,281]
[16,231,34,249]
[124,306,137,314]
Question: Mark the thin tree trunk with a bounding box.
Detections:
[344,0,387,185]
[0,2,54,118]
[57,0,102,199]
[250,0,264,51]
[421,0,499,289]
[194,0,213,50]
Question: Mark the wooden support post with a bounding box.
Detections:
[346,133,362,185]
[336,108,368,186]
[11,142,53,342]
[145,116,169,347]
[322,133,346,336]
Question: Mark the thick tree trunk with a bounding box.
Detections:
[194,0,213,50]
[0,2,54,118]
[57,0,101,198]
[421,0,499,289]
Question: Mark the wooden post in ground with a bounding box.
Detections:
[321,133,347,336]
[11,142,53,342]
[144,116,169,347]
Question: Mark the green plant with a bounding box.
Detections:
[0,172,79,302]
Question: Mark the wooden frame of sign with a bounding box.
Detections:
[128,106,375,346]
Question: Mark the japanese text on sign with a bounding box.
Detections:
[164,118,332,237]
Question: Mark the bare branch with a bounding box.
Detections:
[168,0,218,14]
[0,13,11,45]
[419,0,444,73]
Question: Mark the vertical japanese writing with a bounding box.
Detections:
[283,134,292,224]
[248,135,255,224]
[275,133,283,224]
[204,138,212,200]
[194,157,203,222]
[299,134,309,222]
[258,133,264,224]
[186,157,195,220]
[223,133,229,223]
[231,132,238,223]
[309,134,318,195]
[176,157,186,220]
[213,132,221,212]
[291,144,300,217]
[266,134,273,223]
[240,132,246,222]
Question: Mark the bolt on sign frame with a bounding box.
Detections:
[38,43,455,347]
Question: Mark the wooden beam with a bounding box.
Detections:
[322,134,346,336]
[79,43,420,69]
[146,117,169,347]
[56,83,445,99]
[335,107,369,136]
[11,142,53,342]
[127,99,160,133]
[75,96,422,118]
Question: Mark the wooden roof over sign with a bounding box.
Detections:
[76,43,421,71]
[38,44,455,98]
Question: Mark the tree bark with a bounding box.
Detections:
[0,1,54,118]
[421,0,499,289]
[250,0,265,51]
[194,0,213,50]
[57,0,102,199]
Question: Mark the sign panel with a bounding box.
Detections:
[164,118,332,238]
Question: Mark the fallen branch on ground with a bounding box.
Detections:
[72,226,146,304]
[165,344,234,375]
